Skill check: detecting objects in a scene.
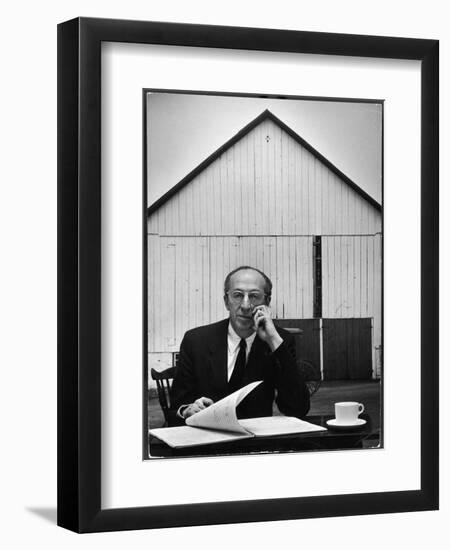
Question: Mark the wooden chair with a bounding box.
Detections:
[283,327,322,396]
[297,358,322,396]
[150,366,176,426]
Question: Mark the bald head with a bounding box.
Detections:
[223,266,272,300]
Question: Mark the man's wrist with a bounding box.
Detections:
[267,333,283,352]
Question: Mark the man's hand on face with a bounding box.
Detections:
[252,305,283,352]
[182,396,214,419]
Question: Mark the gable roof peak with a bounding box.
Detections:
[148,109,381,216]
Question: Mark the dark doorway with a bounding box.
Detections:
[322,318,373,380]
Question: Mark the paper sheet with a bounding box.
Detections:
[239,416,327,437]
[149,425,253,448]
[185,381,262,434]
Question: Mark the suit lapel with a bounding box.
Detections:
[244,335,270,382]
[207,319,229,395]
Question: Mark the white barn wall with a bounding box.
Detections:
[322,234,382,378]
[148,119,381,237]
[148,113,382,380]
[148,235,315,356]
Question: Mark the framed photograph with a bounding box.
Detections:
[57,17,438,532]
[145,91,384,458]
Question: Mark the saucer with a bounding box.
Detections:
[326,418,366,429]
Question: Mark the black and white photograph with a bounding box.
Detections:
[1,0,444,543]
[145,91,383,458]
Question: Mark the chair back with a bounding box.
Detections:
[150,366,176,425]
[298,359,322,396]
[281,327,322,396]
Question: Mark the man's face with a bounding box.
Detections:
[224,269,269,336]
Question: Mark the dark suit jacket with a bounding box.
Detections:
[170,319,310,425]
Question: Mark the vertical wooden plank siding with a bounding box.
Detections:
[147,234,157,351]
[147,117,382,380]
[373,233,382,378]
[322,318,373,380]
[322,235,382,374]
[149,119,380,237]
[147,235,315,352]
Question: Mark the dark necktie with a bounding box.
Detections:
[229,338,247,393]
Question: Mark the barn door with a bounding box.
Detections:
[274,318,320,374]
[322,318,372,380]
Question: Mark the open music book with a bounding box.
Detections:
[149,381,327,448]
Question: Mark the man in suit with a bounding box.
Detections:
[170,266,310,424]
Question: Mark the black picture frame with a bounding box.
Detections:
[57,17,439,533]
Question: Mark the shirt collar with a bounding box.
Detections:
[227,321,257,353]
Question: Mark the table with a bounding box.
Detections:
[148,414,380,458]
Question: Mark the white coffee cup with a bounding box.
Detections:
[334,401,365,424]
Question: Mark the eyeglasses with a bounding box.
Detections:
[227,291,266,305]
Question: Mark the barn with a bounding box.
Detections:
[147,109,382,383]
